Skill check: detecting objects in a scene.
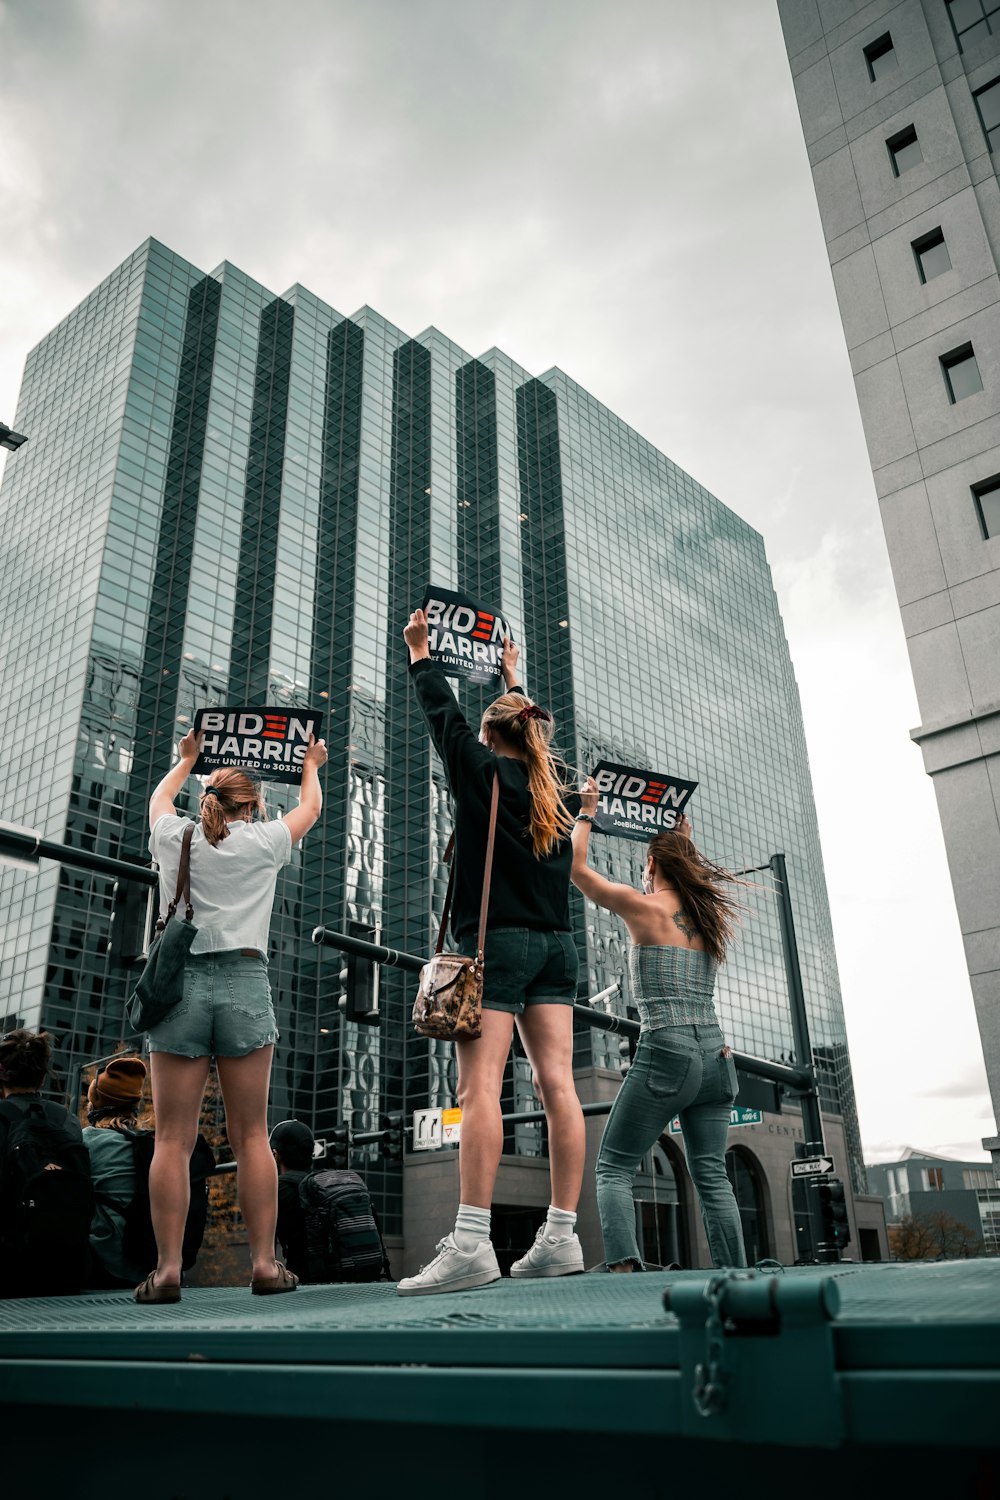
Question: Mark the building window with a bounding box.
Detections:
[922,1166,945,1190]
[912,228,951,283]
[864,32,897,80]
[973,76,1000,150]
[963,1167,996,1189]
[941,343,983,403]
[947,0,1000,51]
[887,124,922,177]
[972,475,1000,538]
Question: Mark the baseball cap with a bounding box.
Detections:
[269,1119,316,1157]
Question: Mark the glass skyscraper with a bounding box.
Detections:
[0,238,864,1256]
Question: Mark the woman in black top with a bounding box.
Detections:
[397,609,585,1296]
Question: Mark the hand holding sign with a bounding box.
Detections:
[590,759,698,843]
[403,608,430,662]
[579,776,599,816]
[303,734,328,770]
[178,728,204,767]
[192,708,325,785]
[420,587,515,686]
[500,634,521,691]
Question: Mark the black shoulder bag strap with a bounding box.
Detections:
[158,824,194,931]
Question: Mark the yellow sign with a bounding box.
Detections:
[442,1108,462,1125]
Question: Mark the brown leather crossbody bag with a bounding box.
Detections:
[412,771,499,1042]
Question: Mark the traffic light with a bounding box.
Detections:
[338,921,380,1026]
[380,1112,404,1161]
[814,1178,851,1250]
[330,1124,350,1170]
[108,878,152,963]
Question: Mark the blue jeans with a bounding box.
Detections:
[146,951,278,1058]
[596,1022,747,1269]
[454,926,578,1013]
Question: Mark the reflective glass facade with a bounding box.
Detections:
[0,238,865,1234]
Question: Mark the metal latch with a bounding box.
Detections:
[664,1270,843,1447]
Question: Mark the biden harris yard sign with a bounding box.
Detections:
[590,760,698,843]
[192,708,324,785]
[422,586,514,686]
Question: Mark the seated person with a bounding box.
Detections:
[270,1118,314,1282]
[271,1118,391,1283]
[83,1055,151,1287]
[84,1055,215,1287]
[0,1028,93,1297]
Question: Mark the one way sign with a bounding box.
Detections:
[790,1155,835,1178]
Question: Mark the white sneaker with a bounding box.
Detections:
[510,1227,585,1278]
[397,1234,501,1296]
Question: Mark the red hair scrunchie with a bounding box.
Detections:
[517,704,552,724]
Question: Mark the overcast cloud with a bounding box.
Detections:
[0,0,992,1163]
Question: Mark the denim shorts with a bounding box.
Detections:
[454,926,578,1014]
[146,950,279,1059]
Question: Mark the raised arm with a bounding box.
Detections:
[570,777,647,921]
[500,635,526,697]
[404,608,493,788]
[282,735,328,845]
[149,729,202,831]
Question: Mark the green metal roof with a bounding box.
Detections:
[1,1261,997,1477]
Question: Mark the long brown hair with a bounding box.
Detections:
[648,830,744,966]
[480,694,574,858]
[199,768,266,847]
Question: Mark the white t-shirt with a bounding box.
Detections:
[149,815,293,956]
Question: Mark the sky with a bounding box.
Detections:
[0,0,993,1163]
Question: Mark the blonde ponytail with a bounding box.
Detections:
[480,694,574,858]
[199,769,265,847]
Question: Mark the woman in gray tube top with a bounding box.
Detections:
[571,781,748,1271]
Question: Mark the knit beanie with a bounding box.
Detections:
[88,1055,147,1110]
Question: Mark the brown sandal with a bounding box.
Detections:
[250,1259,299,1296]
[134,1271,182,1305]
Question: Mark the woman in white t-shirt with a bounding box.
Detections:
[136,728,327,1304]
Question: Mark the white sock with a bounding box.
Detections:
[454,1203,491,1252]
[545,1205,577,1241]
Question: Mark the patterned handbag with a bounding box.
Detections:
[412,772,499,1042]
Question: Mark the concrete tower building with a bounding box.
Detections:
[779,0,1000,1173]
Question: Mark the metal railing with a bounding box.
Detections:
[311,925,814,1095]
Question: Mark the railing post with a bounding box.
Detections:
[769,852,825,1159]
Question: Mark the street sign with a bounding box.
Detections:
[312,1138,327,1159]
[790,1155,835,1178]
[669,1106,763,1135]
[442,1106,462,1145]
[412,1109,443,1152]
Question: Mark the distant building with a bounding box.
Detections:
[0,236,865,1271]
[778,0,1000,1178]
[868,1147,1000,1252]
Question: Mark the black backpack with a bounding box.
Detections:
[119,1130,217,1274]
[299,1169,391,1283]
[0,1098,95,1294]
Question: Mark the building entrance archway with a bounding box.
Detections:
[725,1144,772,1264]
[633,1135,694,1267]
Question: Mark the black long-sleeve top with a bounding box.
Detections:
[409,659,578,944]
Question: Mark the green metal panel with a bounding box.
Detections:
[1,1262,997,1465]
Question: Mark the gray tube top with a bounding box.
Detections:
[627,944,720,1031]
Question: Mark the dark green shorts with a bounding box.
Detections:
[454,926,578,1014]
